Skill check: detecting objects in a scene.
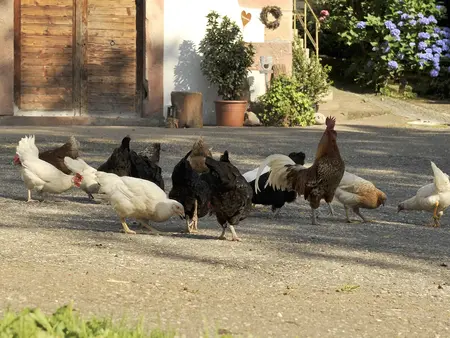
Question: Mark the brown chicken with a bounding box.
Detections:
[254,116,345,225]
[188,136,212,174]
[38,136,80,175]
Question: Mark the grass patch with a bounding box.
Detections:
[0,304,174,337]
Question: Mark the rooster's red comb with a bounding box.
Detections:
[326,116,336,130]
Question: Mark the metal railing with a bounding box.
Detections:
[293,0,320,58]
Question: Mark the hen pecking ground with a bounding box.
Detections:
[0,123,449,338]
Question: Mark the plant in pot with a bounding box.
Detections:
[199,11,255,127]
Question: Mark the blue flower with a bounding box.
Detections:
[434,27,441,34]
[432,33,439,38]
[382,45,390,53]
[436,5,443,10]
[418,32,431,39]
[442,44,449,52]
[417,13,424,18]
[385,20,396,30]
[425,48,433,54]
[433,46,442,54]
[397,10,403,15]
[418,60,426,67]
[436,40,444,46]
[391,29,401,40]
[428,15,437,24]
[401,13,409,20]
[409,19,417,26]
[418,17,430,25]
[418,52,434,61]
[356,21,367,29]
[388,60,399,70]
[398,21,404,27]
[430,69,439,77]
[418,41,427,50]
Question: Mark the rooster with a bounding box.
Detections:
[334,171,387,222]
[65,157,185,234]
[13,135,83,202]
[203,151,253,241]
[255,116,345,225]
[168,150,212,233]
[398,161,450,227]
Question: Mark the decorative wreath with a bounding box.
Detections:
[259,6,283,30]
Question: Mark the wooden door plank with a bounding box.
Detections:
[73,0,87,115]
[135,0,144,116]
[14,0,22,108]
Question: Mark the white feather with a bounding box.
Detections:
[254,154,297,194]
[243,166,269,182]
[64,157,100,195]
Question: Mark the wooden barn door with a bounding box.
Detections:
[14,0,143,115]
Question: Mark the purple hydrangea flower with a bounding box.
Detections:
[382,45,391,53]
[432,33,439,38]
[430,69,439,77]
[385,20,396,30]
[388,60,399,70]
[418,60,426,67]
[417,13,424,18]
[409,19,417,26]
[418,41,427,50]
[397,10,403,15]
[356,21,367,29]
[401,13,409,20]
[418,32,431,39]
[433,46,443,54]
[425,48,433,54]
[436,5,443,10]
[434,27,441,34]
[428,15,437,24]
[418,17,430,25]
[398,21,404,27]
[436,40,444,46]
[391,29,401,40]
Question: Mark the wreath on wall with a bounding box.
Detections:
[259,6,283,30]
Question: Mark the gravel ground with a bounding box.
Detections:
[0,123,450,338]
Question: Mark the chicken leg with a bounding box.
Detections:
[229,225,241,241]
[120,217,136,234]
[353,207,372,223]
[345,206,353,223]
[272,207,281,218]
[27,190,38,203]
[189,200,199,233]
[311,208,320,225]
[429,201,441,227]
[138,219,163,234]
[219,224,227,240]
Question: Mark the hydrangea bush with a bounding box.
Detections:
[320,0,449,95]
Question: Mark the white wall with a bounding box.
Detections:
[163,0,266,125]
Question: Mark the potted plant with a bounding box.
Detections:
[199,11,255,127]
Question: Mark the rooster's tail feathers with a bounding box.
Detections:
[16,135,39,159]
[431,161,450,192]
[68,135,80,151]
[64,157,97,175]
[254,154,296,194]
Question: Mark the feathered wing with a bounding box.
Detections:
[243,166,270,182]
[255,154,305,193]
[431,161,450,193]
[64,157,100,195]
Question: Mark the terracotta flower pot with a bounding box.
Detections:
[215,100,247,127]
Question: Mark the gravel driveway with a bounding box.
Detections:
[0,123,449,337]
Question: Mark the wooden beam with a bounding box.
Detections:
[135,0,145,116]
[73,0,87,115]
[14,0,21,109]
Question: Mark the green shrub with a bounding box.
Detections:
[317,0,450,95]
[198,11,255,100]
[292,37,333,103]
[258,75,315,127]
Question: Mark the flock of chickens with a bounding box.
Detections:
[12,116,450,240]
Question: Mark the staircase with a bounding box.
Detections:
[293,0,320,59]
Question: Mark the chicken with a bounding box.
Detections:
[203,150,253,241]
[65,157,185,234]
[63,157,101,199]
[188,136,212,173]
[243,152,306,217]
[98,136,164,190]
[38,135,80,175]
[139,143,161,165]
[334,171,387,223]
[168,150,212,233]
[398,161,450,227]
[13,135,83,202]
[255,116,345,225]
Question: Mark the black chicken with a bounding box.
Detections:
[97,136,164,190]
[168,150,212,233]
[203,150,253,241]
[247,151,306,216]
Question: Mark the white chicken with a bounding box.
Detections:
[64,157,185,234]
[398,161,450,227]
[13,135,82,202]
[63,157,100,198]
[334,171,387,223]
